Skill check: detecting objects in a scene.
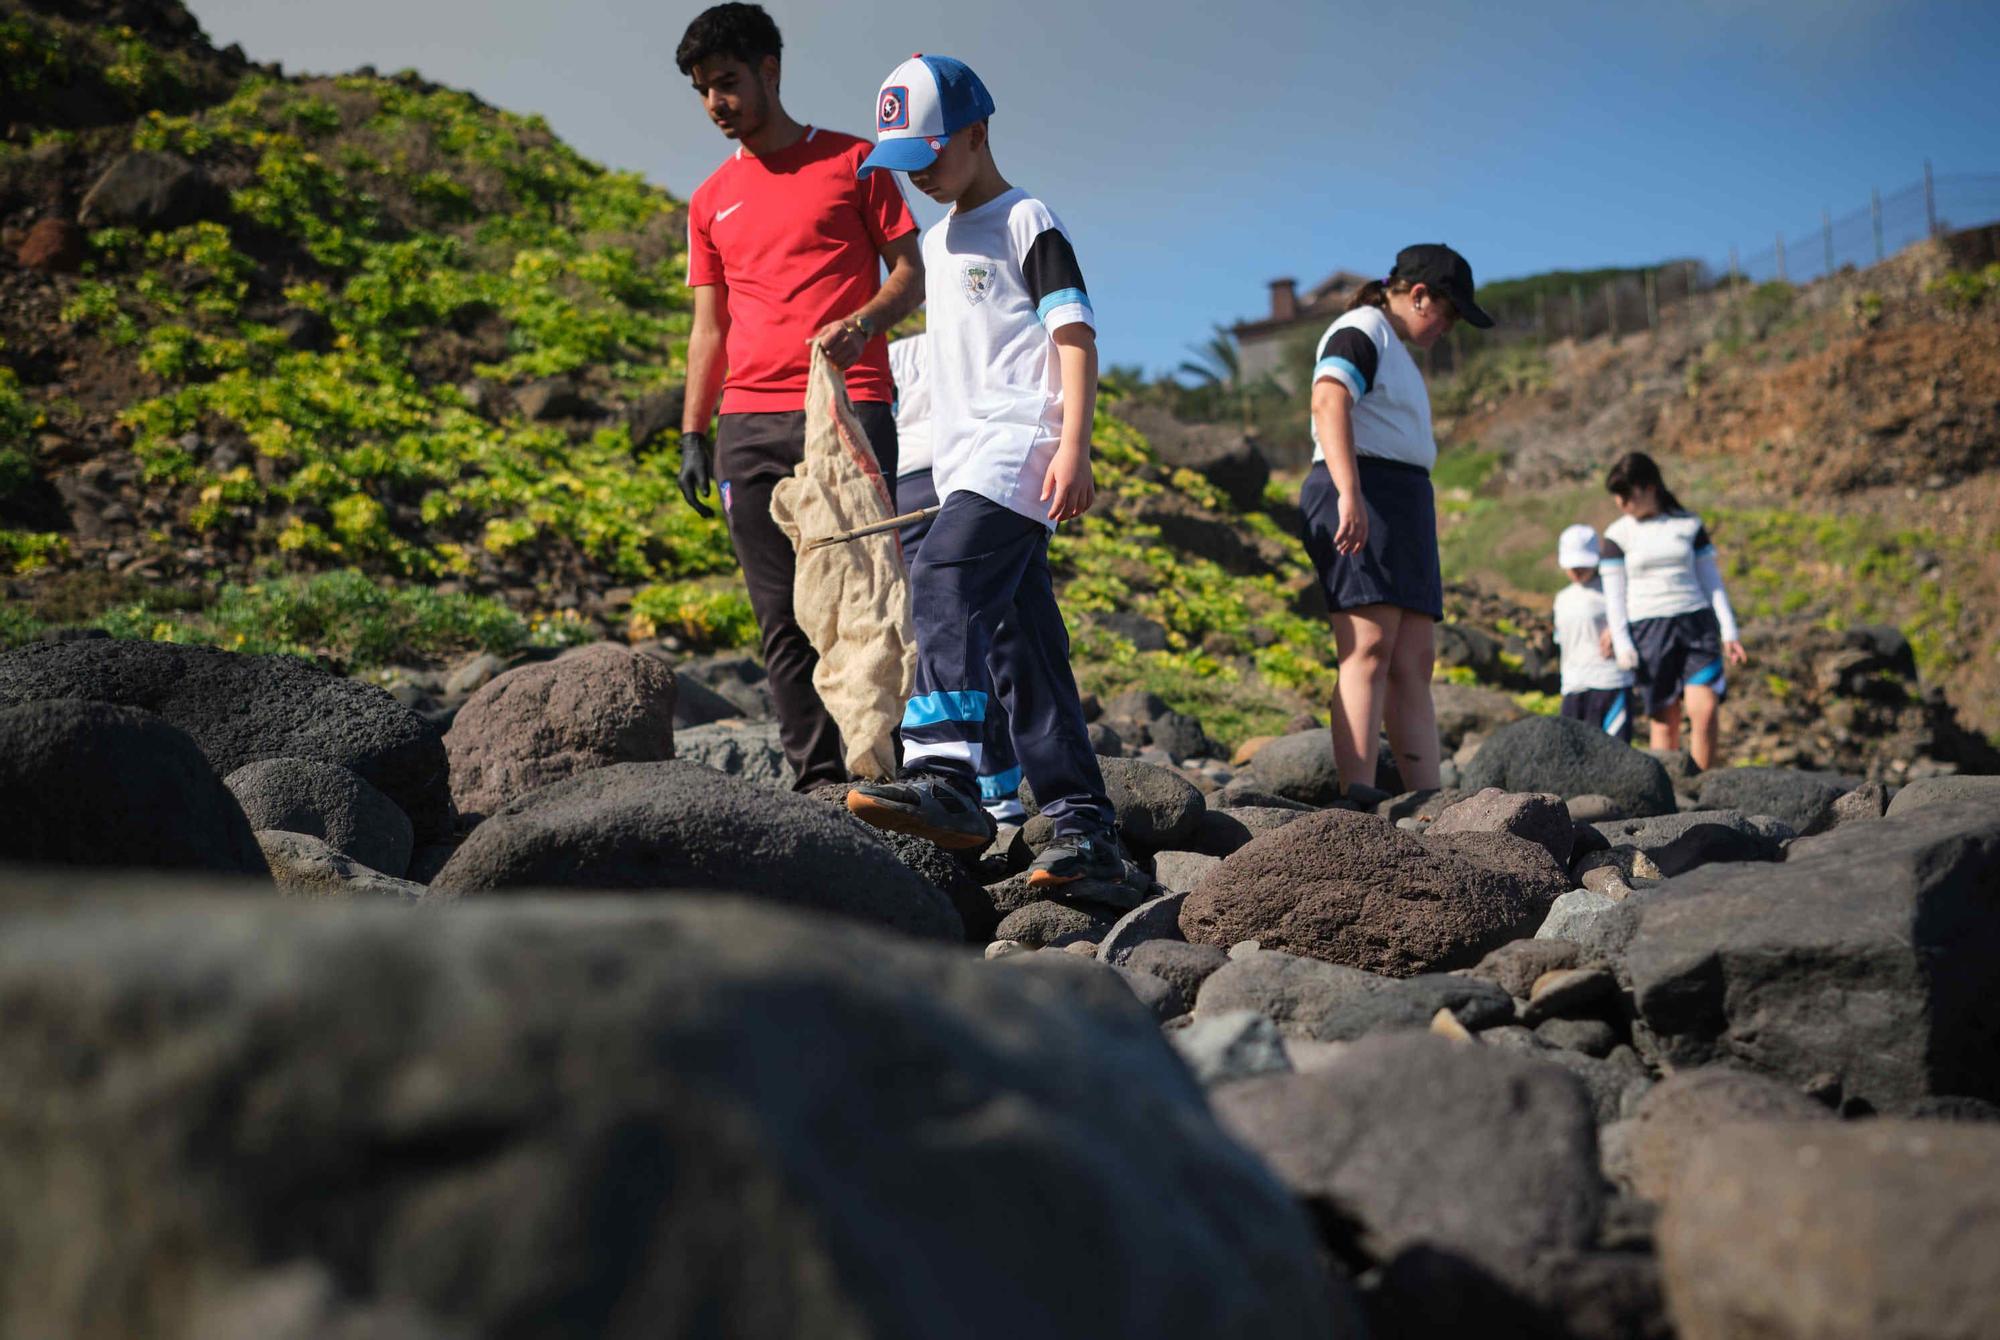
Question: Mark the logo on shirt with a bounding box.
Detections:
[878,87,909,131]
[961,263,993,305]
[715,201,743,222]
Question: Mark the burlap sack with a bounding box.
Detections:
[769,346,917,780]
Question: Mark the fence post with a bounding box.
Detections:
[1605,282,1618,343]
[1535,290,1547,346]
[1872,188,1884,262]
[1822,208,1834,278]
[1925,158,1938,237]
[1776,233,1787,283]
[1645,268,1658,333]
[1570,283,1584,341]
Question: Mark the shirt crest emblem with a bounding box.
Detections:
[961,263,993,305]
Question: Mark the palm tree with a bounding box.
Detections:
[1177,325,1251,426]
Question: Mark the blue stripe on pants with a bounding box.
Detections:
[903,492,1113,839]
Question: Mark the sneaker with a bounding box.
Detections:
[1028,832,1150,906]
[846,772,996,851]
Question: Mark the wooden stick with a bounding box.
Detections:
[803,505,941,551]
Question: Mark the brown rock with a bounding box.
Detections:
[444,642,675,823]
[1601,1067,1832,1201]
[1429,787,1575,866]
[1465,937,1584,999]
[1179,809,1568,976]
[1521,966,1617,1024]
[1230,735,1277,767]
[1658,1121,2000,1340]
[16,218,85,273]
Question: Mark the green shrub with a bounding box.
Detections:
[628,580,758,649]
[1928,264,2000,313]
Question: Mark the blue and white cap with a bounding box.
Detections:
[857,54,996,178]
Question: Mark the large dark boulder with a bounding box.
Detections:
[1245,729,1403,805]
[0,700,266,876]
[224,756,413,877]
[1188,804,1304,857]
[1180,809,1568,976]
[1625,799,2000,1110]
[77,151,222,229]
[0,640,453,842]
[1693,766,1856,834]
[444,642,677,824]
[1659,1122,2000,1340]
[0,889,1355,1339]
[428,760,962,941]
[1591,809,1788,879]
[1194,948,1514,1040]
[1214,1033,1602,1290]
[1885,774,2000,818]
[1462,715,1677,818]
[1023,755,1205,851]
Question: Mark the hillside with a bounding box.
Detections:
[2,0,1993,780]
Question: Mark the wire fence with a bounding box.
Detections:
[1453,166,2000,358]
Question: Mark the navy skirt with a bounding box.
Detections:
[1299,457,1443,621]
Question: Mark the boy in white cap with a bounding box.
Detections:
[845,55,1139,897]
[1553,524,1634,742]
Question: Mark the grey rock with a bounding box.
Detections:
[1182,809,1567,976]
[1375,787,1468,823]
[1520,966,1617,1024]
[1695,767,1857,835]
[1885,774,2000,818]
[1659,1122,2000,1340]
[1151,850,1220,894]
[1463,715,1677,818]
[1147,710,1211,763]
[79,151,221,229]
[1566,793,1625,823]
[1601,1067,1833,1201]
[225,756,413,878]
[993,899,1115,949]
[674,654,775,721]
[1592,809,1794,876]
[1531,1045,1652,1125]
[673,719,791,789]
[0,699,267,877]
[1827,780,1888,827]
[1466,937,1584,999]
[1125,939,1230,1000]
[443,650,509,698]
[1246,729,1405,805]
[1534,1017,1618,1057]
[254,831,425,902]
[1195,949,1513,1042]
[1187,805,1305,856]
[0,889,1351,1339]
[1098,892,1189,964]
[429,760,961,941]
[1213,786,1314,812]
[0,639,452,842]
[1023,755,1205,850]
[1171,1011,1293,1086]
[1086,721,1123,756]
[1431,680,1526,751]
[1214,1033,1602,1285]
[1625,799,2000,1109]
[1430,787,1575,866]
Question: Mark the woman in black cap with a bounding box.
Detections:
[1298,244,1493,800]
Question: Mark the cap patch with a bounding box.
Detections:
[878,86,909,131]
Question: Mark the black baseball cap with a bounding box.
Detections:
[1391,243,1494,328]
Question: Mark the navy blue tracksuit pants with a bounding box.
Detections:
[900,490,1115,839]
[898,468,1023,819]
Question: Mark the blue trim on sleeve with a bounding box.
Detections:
[903,690,989,728]
[977,764,1024,800]
[1313,355,1368,396]
[1036,287,1092,322]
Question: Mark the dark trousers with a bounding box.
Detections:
[897,468,1022,815]
[716,402,898,791]
[901,490,1113,838]
[1561,687,1633,743]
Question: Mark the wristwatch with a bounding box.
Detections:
[847,312,877,339]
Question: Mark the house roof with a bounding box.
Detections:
[1231,268,1374,342]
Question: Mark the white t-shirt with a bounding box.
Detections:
[887,334,931,477]
[1554,581,1633,694]
[1602,512,1713,621]
[921,187,1094,531]
[1309,305,1436,471]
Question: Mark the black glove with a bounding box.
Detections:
[678,430,715,519]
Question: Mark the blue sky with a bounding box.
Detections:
[187,0,2000,375]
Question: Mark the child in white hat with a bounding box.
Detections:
[1553,524,1634,742]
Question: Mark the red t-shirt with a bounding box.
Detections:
[686,127,916,413]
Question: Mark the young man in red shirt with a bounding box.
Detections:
[676,4,924,790]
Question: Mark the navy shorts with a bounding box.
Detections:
[1299,458,1443,621]
[1631,610,1726,714]
[1561,687,1633,743]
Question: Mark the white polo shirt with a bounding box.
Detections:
[1554,581,1634,694]
[887,334,931,477]
[920,187,1094,530]
[1309,305,1437,472]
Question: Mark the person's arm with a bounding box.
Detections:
[1600,539,1638,668]
[1693,538,1747,663]
[1311,381,1366,555]
[812,233,925,369]
[1041,324,1097,522]
[678,282,729,517]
